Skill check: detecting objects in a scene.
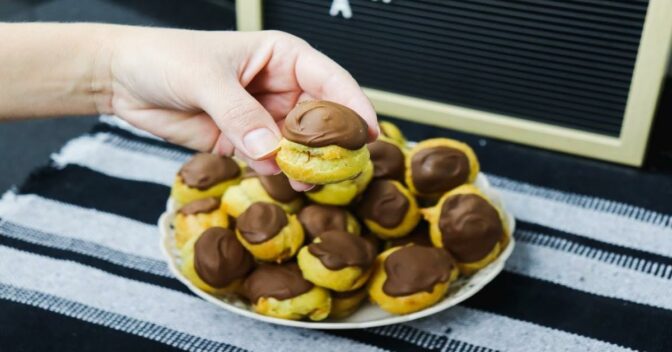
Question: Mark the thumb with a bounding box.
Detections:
[200,84,281,160]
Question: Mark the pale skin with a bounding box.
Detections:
[0,23,379,190]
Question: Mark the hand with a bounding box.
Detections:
[104,28,378,188]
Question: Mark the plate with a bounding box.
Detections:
[158,173,516,329]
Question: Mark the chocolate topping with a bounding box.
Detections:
[388,223,432,248]
[308,231,376,270]
[383,245,454,296]
[282,100,368,150]
[259,173,300,202]
[178,197,221,215]
[438,194,503,262]
[298,204,349,241]
[411,146,470,194]
[236,203,288,244]
[358,180,409,228]
[179,153,240,190]
[193,227,254,288]
[243,263,313,303]
[368,140,405,180]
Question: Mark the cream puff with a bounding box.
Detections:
[173,197,229,249]
[244,263,331,321]
[276,101,370,184]
[297,231,376,292]
[406,138,479,198]
[422,184,508,275]
[180,227,254,296]
[235,202,304,263]
[357,180,421,239]
[171,153,242,205]
[368,245,458,314]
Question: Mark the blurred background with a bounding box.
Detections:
[1,0,670,192]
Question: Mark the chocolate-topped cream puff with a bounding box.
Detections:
[422,184,507,275]
[406,138,479,198]
[297,231,376,292]
[173,197,229,248]
[329,287,368,319]
[235,202,304,263]
[244,263,331,321]
[379,121,406,146]
[368,139,406,181]
[222,173,303,217]
[180,227,254,296]
[276,101,371,184]
[171,153,242,205]
[297,204,361,241]
[305,160,373,206]
[357,180,421,239]
[369,245,458,314]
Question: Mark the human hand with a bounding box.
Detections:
[102,28,378,189]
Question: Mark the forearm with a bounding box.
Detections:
[0,23,115,120]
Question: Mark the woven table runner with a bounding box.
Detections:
[1,116,671,352]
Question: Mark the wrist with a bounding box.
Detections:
[90,25,121,115]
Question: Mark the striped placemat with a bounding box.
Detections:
[1,116,671,352]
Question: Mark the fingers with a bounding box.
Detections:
[293,42,379,141]
[199,83,282,161]
[289,179,316,192]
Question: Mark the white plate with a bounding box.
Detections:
[158,173,516,329]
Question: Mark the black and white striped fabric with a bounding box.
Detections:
[1,116,671,352]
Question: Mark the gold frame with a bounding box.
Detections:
[237,0,672,166]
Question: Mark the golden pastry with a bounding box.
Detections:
[297,204,361,241]
[406,138,479,198]
[297,231,376,292]
[305,160,373,206]
[235,202,304,263]
[244,263,331,321]
[330,287,368,319]
[276,101,370,184]
[180,227,254,296]
[367,138,406,181]
[171,153,242,205]
[357,180,421,239]
[422,184,508,275]
[222,173,303,217]
[379,121,406,146]
[173,197,229,249]
[368,245,458,315]
[385,222,432,249]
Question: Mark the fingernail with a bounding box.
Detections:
[243,128,280,160]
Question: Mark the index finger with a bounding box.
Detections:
[294,44,379,141]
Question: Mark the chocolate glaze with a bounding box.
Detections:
[236,203,288,244]
[438,194,503,262]
[282,100,368,150]
[358,180,409,228]
[387,222,432,248]
[259,173,300,202]
[308,231,376,270]
[243,263,313,303]
[411,146,469,194]
[383,245,454,296]
[368,140,405,180]
[179,153,240,190]
[298,204,349,241]
[193,227,254,288]
[178,197,221,215]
